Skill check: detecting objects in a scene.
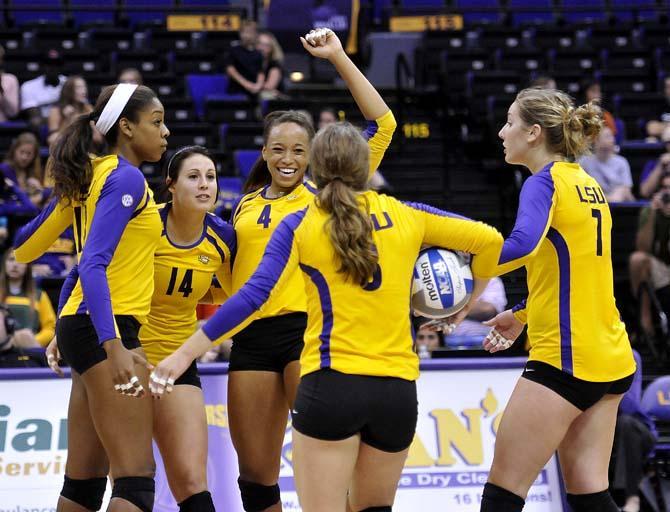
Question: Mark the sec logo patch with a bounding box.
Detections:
[121,194,134,207]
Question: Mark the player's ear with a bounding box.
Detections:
[261,145,268,162]
[527,123,541,144]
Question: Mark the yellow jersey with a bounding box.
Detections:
[231,110,397,320]
[14,155,161,343]
[140,203,235,365]
[472,161,635,381]
[202,192,502,381]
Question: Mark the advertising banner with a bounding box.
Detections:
[0,361,565,511]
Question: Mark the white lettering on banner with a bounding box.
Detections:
[0,365,565,511]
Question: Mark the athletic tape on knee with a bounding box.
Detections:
[566,490,619,512]
[111,476,155,512]
[61,475,107,511]
[238,477,280,512]
[179,490,215,512]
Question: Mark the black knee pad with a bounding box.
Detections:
[359,507,392,512]
[480,482,525,512]
[179,490,215,512]
[111,476,155,512]
[238,477,280,512]
[567,490,619,512]
[61,475,107,511]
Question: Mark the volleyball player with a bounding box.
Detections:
[142,146,234,511]
[197,28,396,512]
[470,88,636,512]
[149,121,503,512]
[14,84,169,512]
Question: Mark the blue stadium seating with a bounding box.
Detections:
[508,0,554,25]
[234,149,261,179]
[560,0,606,23]
[453,0,502,25]
[122,0,173,27]
[10,0,65,26]
[70,0,115,27]
[186,74,229,120]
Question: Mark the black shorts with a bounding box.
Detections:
[521,360,635,411]
[174,360,201,388]
[229,312,306,373]
[57,314,141,375]
[291,369,418,453]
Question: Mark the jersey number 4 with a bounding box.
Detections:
[257,204,272,228]
[166,267,194,297]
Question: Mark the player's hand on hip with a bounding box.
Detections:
[482,309,523,353]
[45,336,64,377]
[149,352,189,399]
[104,338,150,398]
[300,28,343,61]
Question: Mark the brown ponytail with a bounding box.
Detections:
[312,123,377,286]
[515,87,603,161]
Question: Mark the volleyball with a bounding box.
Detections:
[411,248,474,319]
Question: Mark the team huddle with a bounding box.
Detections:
[12,28,635,512]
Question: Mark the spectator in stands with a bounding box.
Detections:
[118,67,143,86]
[19,49,67,130]
[0,132,46,207]
[0,250,55,348]
[414,317,443,357]
[530,75,557,90]
[629,172,670,336]
[581,79,617,137]
[318,106,338,129]
[447,277,507,338]
[257,30,285,99]
[225,21,264,97]
[0,45,19,122]
[0,306,44,368]
[30,227,75,279]
[645,75,670,140]
[639,125,670,198]
[609,351,656,512]
[579,126,635,202]
[47,75,93,147]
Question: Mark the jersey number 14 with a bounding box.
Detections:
[166,267,194,297]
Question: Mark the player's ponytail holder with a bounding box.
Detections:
[95,83,138,136]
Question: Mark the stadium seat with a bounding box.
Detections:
[508,0,554,25]
[496,48,545,74]
[609,0,658,22]
[0,122,32,152]
[174,50,217,74]
[534,26,576,50]
[597,69,652,95]
[61,49,109,75]
[467,71,521,98]
[642,377,670,423]
[161,98,197,124]
[88,27,134,52]
[588,26,636,50]
[168,123,217,148]
[122,0,174,27]
[560,0,606,23]
[205,98,255,124]
[603,48,651,73]
[234,150,261,179]
[186,74,229,120]
[217,176,244,218]
[453,0,502,25]
[9,0,65,26]
[219,123,264,151]
[656,48,670,73]
[549,48,599,73]
[70,0,116,27]
[1,50,43,82]
[640,23,670,49]
[115,50,165,75]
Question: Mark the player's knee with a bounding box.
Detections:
[179,490,215,512]
[111,476,155,512]
[237,477,280,511]
[480,482,525,512]
[566,490,619,512]
[61,475,107,511]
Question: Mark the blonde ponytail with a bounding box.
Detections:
[311,123,378,285]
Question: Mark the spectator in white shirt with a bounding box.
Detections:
[19,49,66,130]
[0,45,19,122]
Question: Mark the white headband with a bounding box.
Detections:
[95,83,139,136]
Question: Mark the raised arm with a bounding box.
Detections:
[301,28,396,175]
